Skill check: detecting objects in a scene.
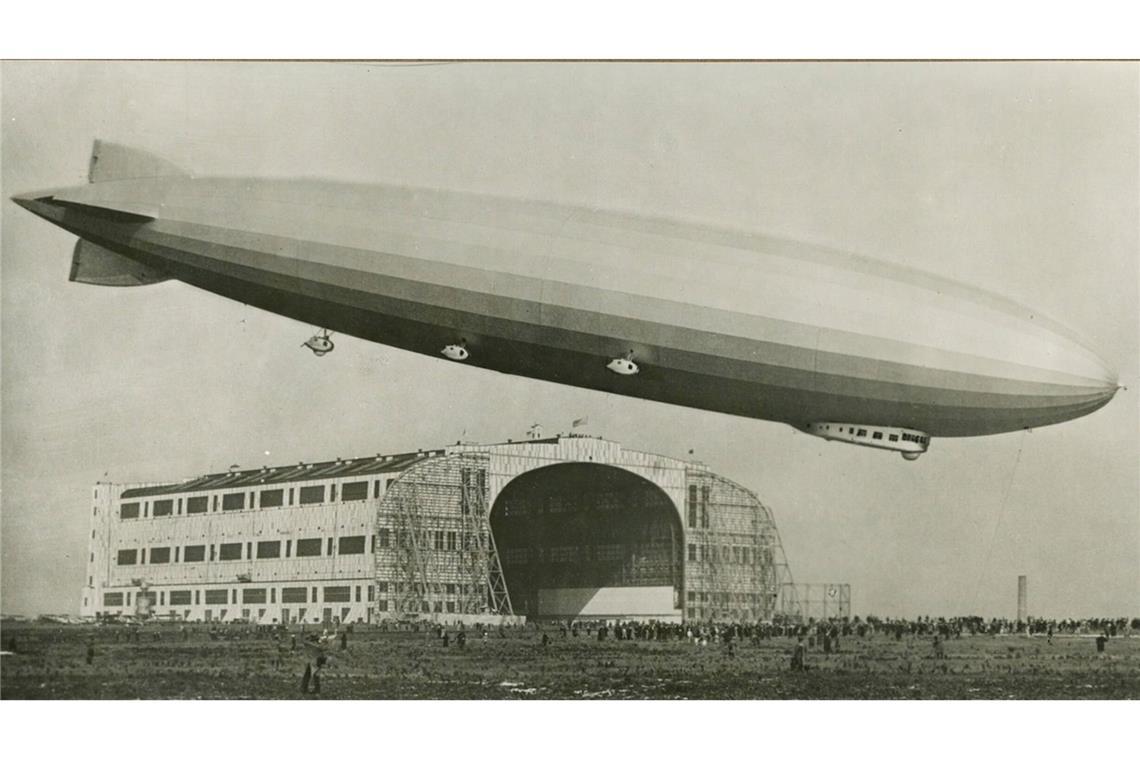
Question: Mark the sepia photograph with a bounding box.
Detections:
[1,57,1137,708]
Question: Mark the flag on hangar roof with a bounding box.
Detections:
[572,417,588,428]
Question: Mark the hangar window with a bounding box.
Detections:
[282,587,307,603]
[169,590,191,606]
[149,547,171,564]
[222,493,245,511]
[872,432,883,440]
[260,489,284,508]
[103,592,124,606]
[296,538,322,557]
[324,586,351,602]
[889,434,899,442]
[339,536,366,555]
[503,547,528,564]
[204,589,229,605]
[218,543,243,561]
[153,499,174,517]
[186,496,208,514]
[857,429,867,437]
[242,588,267,604]
[342,481,369,502]
[257,541,281,559]
[373,480,382,498]
[120,502,140,519]
[299,486,325,505]
[549,546,579,563]
[595,544,623,562]
[117,549,137,565]
[183,545,206,562]
[330,484,337,502]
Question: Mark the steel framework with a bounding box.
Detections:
[381,452,512,618]
[779,583,851,621]
[683,469,796,621]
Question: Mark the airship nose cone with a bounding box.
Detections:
[1050,342,1121,422]
[1044,326,1119,391]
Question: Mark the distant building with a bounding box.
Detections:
[82,436,799,625]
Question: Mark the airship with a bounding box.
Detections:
[12,141,1119,459]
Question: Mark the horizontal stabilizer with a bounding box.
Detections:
[88,140,186,183]
[69,239,169,287]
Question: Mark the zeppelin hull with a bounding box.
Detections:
[17,191,1117,439]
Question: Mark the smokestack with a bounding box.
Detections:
[1017,575,1028,623]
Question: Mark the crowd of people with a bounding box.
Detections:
[517,614,1138,647]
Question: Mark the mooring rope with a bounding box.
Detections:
[969,430,1028,612]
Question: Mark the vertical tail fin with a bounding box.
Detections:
[88,140,186,183]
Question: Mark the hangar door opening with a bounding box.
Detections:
[490,463,683,620]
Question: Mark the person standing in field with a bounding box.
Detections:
[791,637,806,671]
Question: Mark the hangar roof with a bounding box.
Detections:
[117,435,593,499]
[119,449,443,499]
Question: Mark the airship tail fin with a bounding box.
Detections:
[69,239,169,287]
[88,140,186,183]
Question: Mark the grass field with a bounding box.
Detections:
[2,623,1138,699]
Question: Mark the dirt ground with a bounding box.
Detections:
[2,623,1138,699]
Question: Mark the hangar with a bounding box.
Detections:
[83,435,798,624]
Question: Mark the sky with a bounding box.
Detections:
[2,61,1137,620]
